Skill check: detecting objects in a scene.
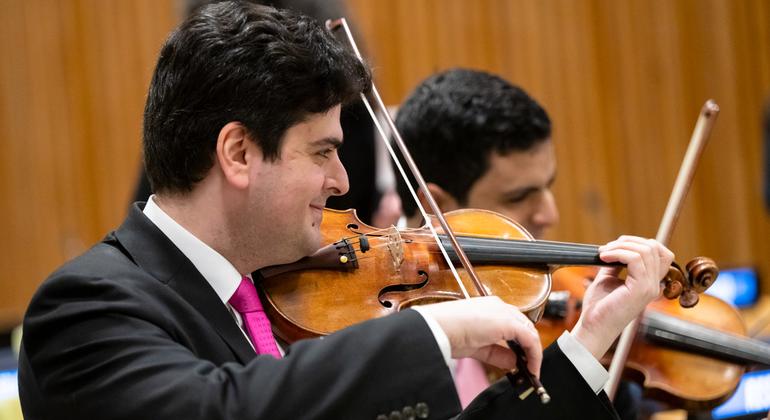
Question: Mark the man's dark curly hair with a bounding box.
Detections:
[143,1,370,193]
[394,68,551,217]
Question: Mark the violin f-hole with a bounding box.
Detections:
[378,270,430,308]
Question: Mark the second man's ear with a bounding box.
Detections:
[418,182,461,215]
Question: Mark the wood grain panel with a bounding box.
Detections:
[345,0,770,292]
[0,0,177,327]
[1,0,769,327]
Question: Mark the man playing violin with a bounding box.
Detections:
[394,68,644,417]
[18,3,671,419]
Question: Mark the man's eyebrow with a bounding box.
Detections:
[503,173,557,199]
[503,186,539,199]
[310,137,343,148]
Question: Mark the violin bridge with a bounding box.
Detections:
[385,227,404,272]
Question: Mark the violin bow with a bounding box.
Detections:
[605,100,720,399]
[326,18,550,404]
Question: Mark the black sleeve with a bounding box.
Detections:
[459,343,620,420]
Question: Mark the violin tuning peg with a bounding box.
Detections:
[678,289,699,308]
[661,266,685,300]
[685,257,719,293]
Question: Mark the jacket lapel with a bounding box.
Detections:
[113,203,256,364]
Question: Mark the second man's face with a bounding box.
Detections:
[464,140,559,240]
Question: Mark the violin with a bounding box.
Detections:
[258,208,718,345]
[539,268,770,410]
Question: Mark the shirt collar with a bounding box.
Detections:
[142,195,241,305]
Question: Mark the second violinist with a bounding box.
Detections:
[394,68,644,417]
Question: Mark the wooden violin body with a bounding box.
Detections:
[539,268,770,410]
[629,296,747,410]
[259,208,551,343]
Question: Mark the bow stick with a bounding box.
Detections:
[605,100,720,399]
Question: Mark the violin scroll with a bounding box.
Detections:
[661,258,719,308]
[686,257,719,293]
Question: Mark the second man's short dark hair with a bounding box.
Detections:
[394,68,551,217]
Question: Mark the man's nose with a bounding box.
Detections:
[532,190,559,229]
[326,152,350,196]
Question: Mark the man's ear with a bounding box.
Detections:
[418,182,461,214]
[216,122,255,190]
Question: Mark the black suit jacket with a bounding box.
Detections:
[19,204,618,419]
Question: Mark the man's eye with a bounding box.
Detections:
[506,190,536,204]
[317,149,333,158]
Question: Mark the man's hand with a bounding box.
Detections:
[417,296,542,377]
[572,236,674,359]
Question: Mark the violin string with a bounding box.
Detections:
[346,246,596,264]
[342,234,603,261]
[369,236,601,255]
[337,226,440,243]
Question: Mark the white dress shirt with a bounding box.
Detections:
[143,196,257,351]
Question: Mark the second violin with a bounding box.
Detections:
[541,268,770,410]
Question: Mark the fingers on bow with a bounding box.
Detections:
[484,307,542,378]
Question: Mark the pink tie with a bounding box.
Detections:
[229,277,282,358]
[454,358,490,408]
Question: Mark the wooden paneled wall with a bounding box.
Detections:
[0,0,178,327]
[1,0,769,326]
[347,0,770,286]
